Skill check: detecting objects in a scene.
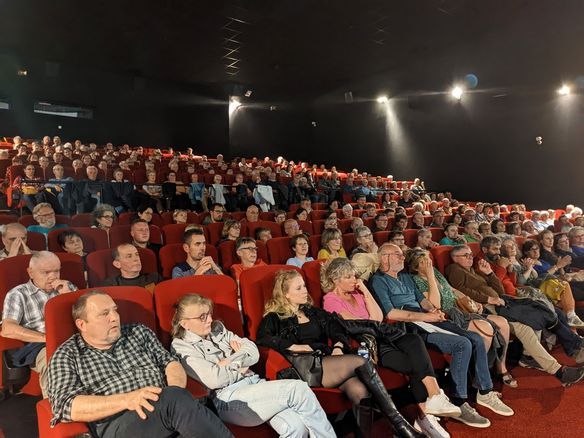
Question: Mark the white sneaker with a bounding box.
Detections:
[476,391,514,416]
[568,314,584,328]
[424,390,461,417]
[414,414,450,438]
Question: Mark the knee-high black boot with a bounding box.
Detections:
[355,361,425,438]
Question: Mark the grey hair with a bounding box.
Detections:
[321,257,356,293]
[449,244,471,259]
[0,222,26,235]
[29,251,59,269]
[32,202,53,217]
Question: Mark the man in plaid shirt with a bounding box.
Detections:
[47,290,232,438]
[1,251,77,397]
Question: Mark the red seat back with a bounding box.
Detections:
[162,223,188,244]
[246,221,283,240]
[0,215,18,225]
[296,220,314,235]
[86,248,158,287]
[302,260,326,306]
[45,286,155,360]
[429,245,454,275]
[154,276,241,348]
[109,224,163,247]
[25,231,47,251]
[429,227,445,242]
[70,213,95,227]
[403,229,418,248]
[266,237,294,264]
[239,265,303,339]
[373,231,390,247]
[205,222,225,246]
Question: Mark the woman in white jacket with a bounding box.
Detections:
[171,294,335,438]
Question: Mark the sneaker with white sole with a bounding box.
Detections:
[424,390,461,417]
[518,355,545,371]
[476,391,514,416]
[450,402,491,428]
[568,314,584,328]
[414,414,450,438]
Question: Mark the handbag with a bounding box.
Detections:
[280,350,324,387]
[455,295,480,314]
[539,277,566,304]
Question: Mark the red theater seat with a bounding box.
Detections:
[70,213,94,227]
[162,223,188,244]
[302,259,326,306]
[266,237,294,264]
[430,245,454,275]
[246,221,283,240]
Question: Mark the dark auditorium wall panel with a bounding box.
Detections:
[309,92,584,209]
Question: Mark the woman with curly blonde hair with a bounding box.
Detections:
[258,270,423,438]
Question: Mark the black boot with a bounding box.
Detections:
[355,361,426,438]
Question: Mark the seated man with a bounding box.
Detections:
[230,237,267,282]
[47,290,231,438]
[361,204,377,220]
[27,203,68,235]
[0,222,34,259]
[429,209,446,228]
[1,251,77,396]
[241,204,260,224]
[172,228,222,278]
[370,244,512,427]
[101,243,162,291]
[355,195,367,210]
[349,217,364,234]
[130,219,162,256]
[446,244,584,386]
[202,203,225,225]
[439,224,466,246]
[393,214,408,231]
[371,213,389,233]
[283,219,303,238]
[462,221,482,243]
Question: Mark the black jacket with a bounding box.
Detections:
[257,305,350,355]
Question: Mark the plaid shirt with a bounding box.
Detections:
[1,280,77,333]
[48,323,176,427]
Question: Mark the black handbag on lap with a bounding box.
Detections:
[278,350,324,387]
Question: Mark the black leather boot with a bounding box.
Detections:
[355,361,426,438]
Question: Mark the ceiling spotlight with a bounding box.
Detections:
[270,105,277,111]
[451,86,463,100]
[244,90,252,97]
[557,84,570,96]
[17,69,28,76]
[377,96,388,104]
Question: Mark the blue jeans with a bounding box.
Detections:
[214,375,334,438]
[553,307,582,356]
[425,332,472,399]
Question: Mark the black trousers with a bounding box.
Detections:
[379,333,436,403]
[96,386,233,438]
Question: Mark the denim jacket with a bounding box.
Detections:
[171,321,259,391]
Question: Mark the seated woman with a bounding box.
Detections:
[462,221,482,243]
[294,207,309,222]
[350,226,378,258]
[257,270,424,438]
[322,258,460,436]
[132,204,156,224]
[57,229,88,274]
[317,228,346,259]
[406,248,516,388]
[505,222,522,237]
[172,209,189,224]
[91,203,116,235]
[171,294,335,437]
[538,230,584,297]
[554,232,584,270]
[219,219,242,244]
[411,212,425,230]
[230,237,267,282]
[415,228,438,250]
[522,238,584,326]
[286,234,314,268]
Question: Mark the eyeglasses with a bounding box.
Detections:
[100,214,114,219]
[453,252,473,258]
[239,247,258,252]
[183,311,213,322]
[36,212,55,219]
[381,252,405,258]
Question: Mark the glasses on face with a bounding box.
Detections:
[37,212,55,219]
[239,247,258,252]
[100,214,114,219]
[381,252,405,258]
[454,252,473,258]
[183,310,213,323]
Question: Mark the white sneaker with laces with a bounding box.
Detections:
[568,314,584,328]
[414,414,450,438]
[424,390,461,417]
[476,391,514,416]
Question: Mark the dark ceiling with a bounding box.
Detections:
[2,0,583,100]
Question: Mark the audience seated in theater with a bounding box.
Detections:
[361,204,377,220]
[439,223,465,246]
[101,243,162,289]
[130,219,161,256]
[392,214,408,232]
[371,213,389,233]
[294,207,308,222]
[349,217,363,234]
[230,237,267,282]
[318,228,347,260]
[323,212,338,230]
[369,244,512,428]
[58,229,87,269]
[321,257,460,435]
[478,222,492,237]
[474,203,487,223]
[299,198,312,215]
[202,203,225,225]
[350,226,378,258]
[521,220,536,236]
[406,248,516,387]
[172,229,221,279]
[254,227,272,243]
[286,234,314,268]
[172,209,188,224]
[1,251,77,397]
[170,294,334,436]
[0,222,33,259]
[505,222,522,237]
[445,244,584,386]
[283,219,302,238]
[242,204,260,224]
[398,190,415,208]
[273,209,287,225]
[17,163,43,213]
[450,213,463,227]
[92,203,116,236]
[27,203,68,235]
[416,228,438,250]
[219,219,242,244]
[569,226,584,257]
[257,269,423,438]
[47,290,230,437]
[355,195,367,210]
[463,221,482,243]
